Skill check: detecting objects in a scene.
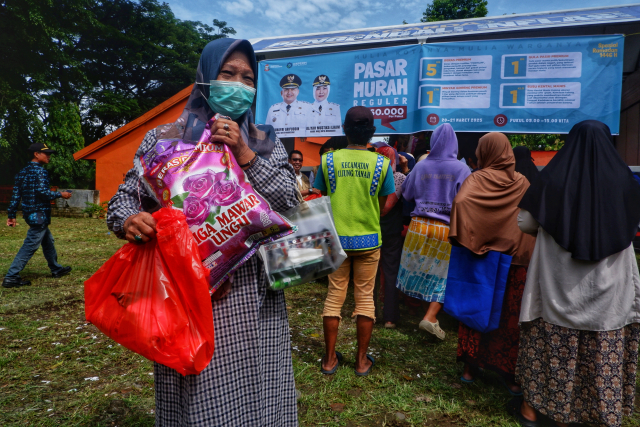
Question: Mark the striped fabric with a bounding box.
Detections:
[396,217,452,303]
[369,154,385,196]
[326,152,336,193]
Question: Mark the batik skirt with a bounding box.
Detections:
[457,264,527,382]
[516,318,640,427]
[396,217,451,303]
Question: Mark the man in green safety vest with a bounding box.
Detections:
[313,106,395,376]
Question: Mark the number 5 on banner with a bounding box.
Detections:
[420,59,442,80]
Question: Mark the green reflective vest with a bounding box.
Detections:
[322,148,390,251]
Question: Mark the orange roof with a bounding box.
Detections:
[74,86,192,160]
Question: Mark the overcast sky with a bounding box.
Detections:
[164,0,638,40]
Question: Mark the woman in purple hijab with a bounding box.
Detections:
[396,124,470,340]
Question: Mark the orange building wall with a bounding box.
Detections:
[530,150,557,166]
[84,100,187,202]
[294,137,329,167]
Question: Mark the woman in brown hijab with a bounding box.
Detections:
[449,132,536,394]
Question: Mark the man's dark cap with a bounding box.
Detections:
[28,143,56,154]
[313,75,330,86]
[280,74,301,88]
[343,106,374,128]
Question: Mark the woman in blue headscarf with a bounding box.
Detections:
[107,39,299,426]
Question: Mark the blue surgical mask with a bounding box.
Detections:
[199,80,256,120]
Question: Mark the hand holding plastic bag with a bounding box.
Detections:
[84,208,215,376]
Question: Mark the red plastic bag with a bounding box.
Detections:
[303,193,323,202]
[84,208,214,376]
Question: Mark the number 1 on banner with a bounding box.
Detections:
[502,85,525,107]
[503,56,527,78]
[419,86,441,108]
[511,61,519,75]
[510,90,518,104]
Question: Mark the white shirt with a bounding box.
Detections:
[306,100,342,135]
[518,209,640,331]
[265,100,311,136]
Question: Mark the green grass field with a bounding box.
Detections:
[1,215,639,426]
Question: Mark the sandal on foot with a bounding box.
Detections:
[460,375,475,384]
[506,396,539,427]
[419,319,445,340]
[355,354,375,377]
[320,351,342,375]
[499,376,523,396]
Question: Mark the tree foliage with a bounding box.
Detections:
[0,0,235,188]
[45,101,95,188]
[508,134,565,151]
[421,0,488,22]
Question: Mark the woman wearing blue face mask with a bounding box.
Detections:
[107,39,300,426]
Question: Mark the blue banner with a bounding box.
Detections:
[256,35,623,136]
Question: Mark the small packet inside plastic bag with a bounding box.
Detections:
[138,116,294,293]
[260,196,347,290]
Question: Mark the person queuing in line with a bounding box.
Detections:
[308,139,337,192]
[449,133,536,394]
[3,143,73,289]
[107,38,300,427]
[513,146,539,185]
[464,151,479,172]
[375,144,409,329]
[288,149,319,198]
[396,124,470,339]
[511,120,640,427]
[411,131,430,160]
[391,134,415,172]
[314,106,395,376]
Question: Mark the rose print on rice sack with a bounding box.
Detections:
[183,169,225,200]
[183,196,211,227]
[182,168,243,210]
[139,116,294,293]
[211,178,243,206]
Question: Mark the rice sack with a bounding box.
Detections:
[138,116,294,293]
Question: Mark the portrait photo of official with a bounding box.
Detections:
[307,74,342,133]
[265,74,311,133]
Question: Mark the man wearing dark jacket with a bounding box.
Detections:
[3,143,72,288]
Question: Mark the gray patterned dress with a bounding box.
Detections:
[107,129,299,426]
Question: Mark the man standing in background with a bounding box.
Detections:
[288,149,311,197]
[3,143,72,289]
[314,107,395,376]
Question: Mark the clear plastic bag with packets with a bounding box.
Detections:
[260,196,347,290]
